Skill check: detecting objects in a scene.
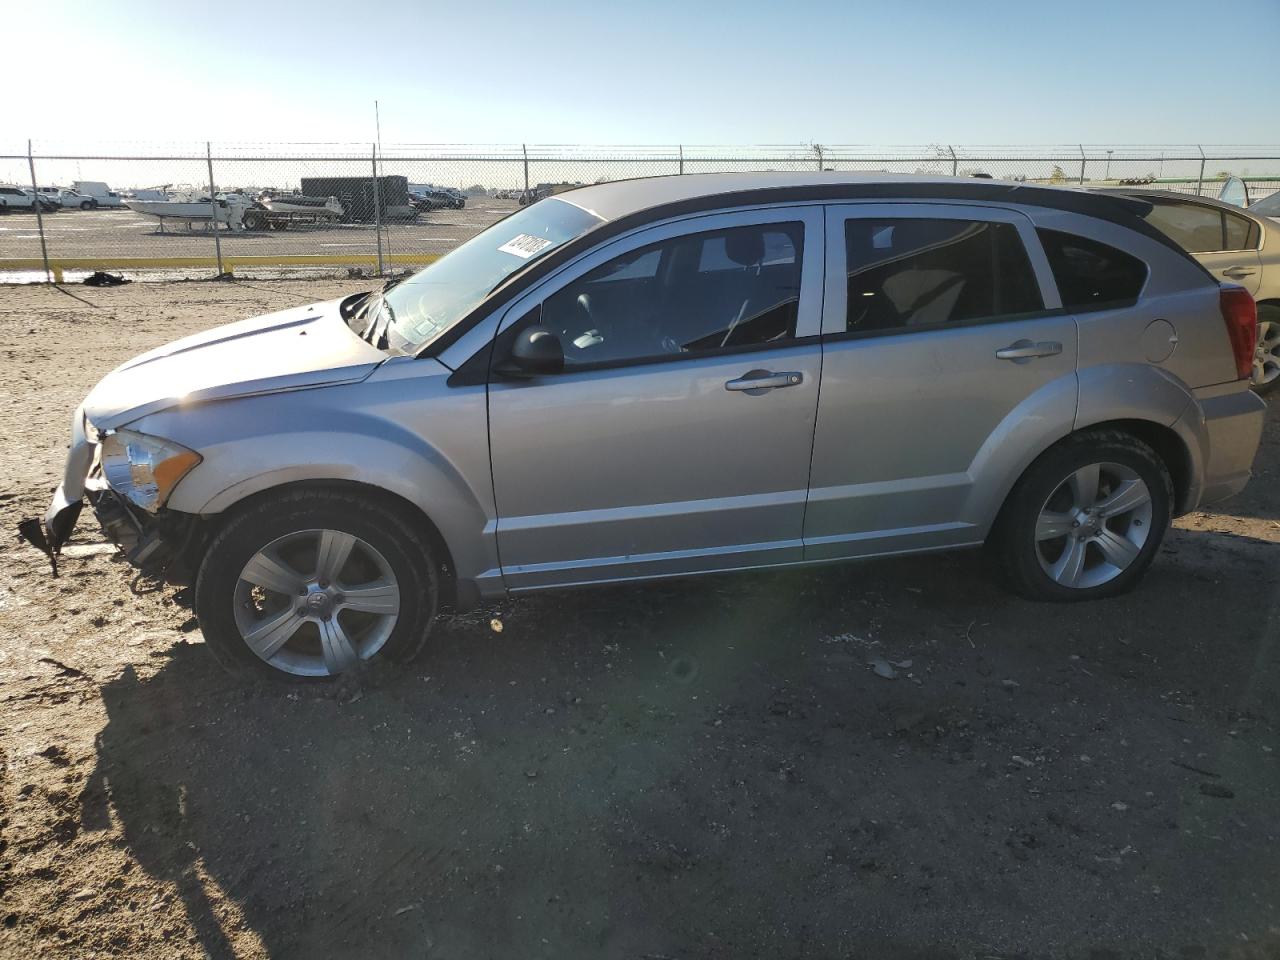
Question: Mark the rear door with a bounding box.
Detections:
[804,202,1078,560]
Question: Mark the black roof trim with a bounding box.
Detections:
[420,180,1206,359]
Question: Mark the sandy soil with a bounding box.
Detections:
[0,279,1277,959]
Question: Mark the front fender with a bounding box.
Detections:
[134,373,499,586]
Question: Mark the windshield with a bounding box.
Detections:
[380,197,602,353]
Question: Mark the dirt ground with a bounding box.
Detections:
[0,279,1278,960]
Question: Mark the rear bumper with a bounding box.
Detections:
[1192,385,1267,506]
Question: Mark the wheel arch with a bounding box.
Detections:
[192,478,466,609]
[993,417,1196,526]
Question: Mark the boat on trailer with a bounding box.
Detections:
[242,193,346,231]
[124,191,251,231]
[259,194,343,218]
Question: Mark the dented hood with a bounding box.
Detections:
[83,298,387,430]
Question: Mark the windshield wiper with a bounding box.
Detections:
[357,275,410,346]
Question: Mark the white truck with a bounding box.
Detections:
[71,181,126,209]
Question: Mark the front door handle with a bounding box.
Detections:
[725,369,803,392]
[995,339,1063,362]
[1223,266,1257,279]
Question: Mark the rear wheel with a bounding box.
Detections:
[989,430,1173,601]
[195,489,438,681]
[80,199,95,210]
[1253,304,1280,395]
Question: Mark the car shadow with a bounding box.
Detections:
[82,523,1280,959]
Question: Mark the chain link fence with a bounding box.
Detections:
[2,142,1278,283]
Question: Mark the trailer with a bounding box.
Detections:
[241,204,341,231]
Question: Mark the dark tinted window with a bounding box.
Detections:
[1142,199,1225,252]
[842,218,1042,333]
[1224,211,1256,251]
[1037,229,1148,311]
[542,222,803,368]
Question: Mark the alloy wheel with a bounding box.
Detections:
[233,528,401,677]
[1255,319,1280,387]
[1034,462,1153,589]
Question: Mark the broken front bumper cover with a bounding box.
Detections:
[20,406,194,579]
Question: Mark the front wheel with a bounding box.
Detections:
[194,489,438,680]
[1253,305,1280,396]
[989,430,1173,601]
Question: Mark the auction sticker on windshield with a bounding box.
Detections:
[499,234,555,259]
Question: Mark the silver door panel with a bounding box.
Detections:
[488,207,825,589]
[806,202,1079,560]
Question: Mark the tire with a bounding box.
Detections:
[988,430,1173,602]
[194,488,438,682]
[80,200,94,210]
[1252,304,1280,396]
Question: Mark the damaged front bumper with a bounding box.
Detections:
[23,406,203,582]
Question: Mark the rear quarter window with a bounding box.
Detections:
[1036,229,1148,312]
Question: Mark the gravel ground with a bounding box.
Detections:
[1,279,1278,960]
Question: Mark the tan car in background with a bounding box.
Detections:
[1107,189,1280,393]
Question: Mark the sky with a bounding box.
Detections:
[4,0,1278,150]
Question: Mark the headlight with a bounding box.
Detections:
[100,429,202,513]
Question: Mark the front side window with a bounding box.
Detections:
[842,218,1043,333]
[1037,228,1148,311]
[541,222,804,369]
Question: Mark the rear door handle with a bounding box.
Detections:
[725,370,803,392]
[1223,266,1256,279]
[995,339,1062,362]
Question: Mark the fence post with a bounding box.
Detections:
[678,144,684,176]
[372,143,384,278]
[948,145,957,176]
[522,144,530,194]
[26,139,52,283]
[815,143,824,172]
[1195,145,1206,197]
[1078,144,1086,185]
[206,142,224,278]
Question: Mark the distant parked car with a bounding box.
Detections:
[0,186,54,212]
[411,189,464,211]
[30,174,1266,682]
[1103,189,1280,394]
[38,187,99,210]
[71,181,126,209]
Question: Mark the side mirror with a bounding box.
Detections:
[497,324,564,377]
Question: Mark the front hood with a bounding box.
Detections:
[83,297,386,430]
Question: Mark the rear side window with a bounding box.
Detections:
[1037,229,1148,311]
[1223,211,1256,251]
[842,218,1043,333]
[1139,198,1260,253]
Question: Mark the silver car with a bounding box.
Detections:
[28,173,1267,681]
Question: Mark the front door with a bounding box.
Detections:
[486,207,825,590]
[804,202,1080,560]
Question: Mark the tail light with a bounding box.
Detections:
[1220,286,1257,381]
